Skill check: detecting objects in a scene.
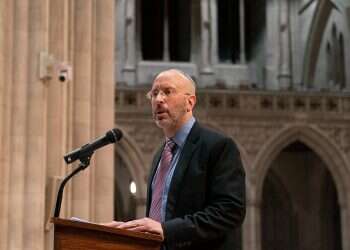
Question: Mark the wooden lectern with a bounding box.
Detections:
[52,218,162,250]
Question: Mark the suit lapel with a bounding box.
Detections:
[165,122,201,220]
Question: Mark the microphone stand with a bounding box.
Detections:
[53,154,92,218]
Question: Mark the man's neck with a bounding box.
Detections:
[163,115,193,138]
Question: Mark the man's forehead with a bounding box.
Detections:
[152,72,183,87]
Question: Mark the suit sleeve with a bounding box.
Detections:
[162,137,246,249]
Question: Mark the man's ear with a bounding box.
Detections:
[187,95,196,111]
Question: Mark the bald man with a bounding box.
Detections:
[107,69,245,250]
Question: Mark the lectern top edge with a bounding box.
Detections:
[51,217,163,242]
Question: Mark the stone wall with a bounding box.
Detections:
[115,86,350,250]
[0,1,115,250]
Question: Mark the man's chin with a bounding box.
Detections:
[155,119,171,129]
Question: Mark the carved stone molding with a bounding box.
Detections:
[116,87,350,169]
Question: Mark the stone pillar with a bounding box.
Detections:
[341,200,350,250]
[200,0,212,73]
[123,0,137,84]
[69,0,115,222]
[0,1,12,249]
[23,1,48,249]
[210,0,218,66]
[70,0,95,220]
[243,198,262,250]
[0,0,115,249]
[0,0,48,249]
[278,0,292,90]
[5,1,31,249]
[265,0,280,90]
[45,0,71,225]
[199,0,214,86]
[92,0,115,223]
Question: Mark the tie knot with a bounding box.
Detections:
[165,139,177,153]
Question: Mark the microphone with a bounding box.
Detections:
[64,128,123,164]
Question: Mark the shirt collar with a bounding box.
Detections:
[169,117,195,148]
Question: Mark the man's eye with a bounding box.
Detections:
[164,89,172,95]
[152,90,159,97]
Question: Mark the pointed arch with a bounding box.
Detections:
[252,125,350,250]
[253,125,349,209]
[302,0,334,86]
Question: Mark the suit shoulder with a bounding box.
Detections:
[197,124,233,145]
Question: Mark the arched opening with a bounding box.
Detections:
[261,141,342,250]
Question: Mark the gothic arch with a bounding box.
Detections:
[252,124,350,250]
[253,124,349,208]
[115,127,148,198]
[303,0,334,86]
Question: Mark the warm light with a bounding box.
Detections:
[129,181,137,194]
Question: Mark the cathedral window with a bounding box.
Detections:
[141,0,191,62]
[217,0,241,63]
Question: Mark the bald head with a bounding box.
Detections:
[154,69,196,95]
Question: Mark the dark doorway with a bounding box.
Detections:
[262,141,342,250]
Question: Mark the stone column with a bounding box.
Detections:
[45,0,71,222]
[341,200,350,250]
[69,0,95,220]
[4,1,30,249]
[199,0,214,86]
[23,1,48,249]
[0,0,115,249]
[243,198,262,250]
[265,0,279,90]
[210,0,218,65]
[92,0,115,222]
[0,1,12,249]
[200,0,212,73]
[0,0,48,249]
[278,0,292,90]
[123,0,137,84]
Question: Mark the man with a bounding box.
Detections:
[106,69,245,250]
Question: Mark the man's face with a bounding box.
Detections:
[148,71,194,133]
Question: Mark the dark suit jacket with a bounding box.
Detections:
[146,122,246,250]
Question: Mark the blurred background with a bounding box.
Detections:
[0,0,349,250]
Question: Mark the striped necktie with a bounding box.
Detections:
[149,139,177,222]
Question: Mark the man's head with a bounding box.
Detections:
[148,69,196,137]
